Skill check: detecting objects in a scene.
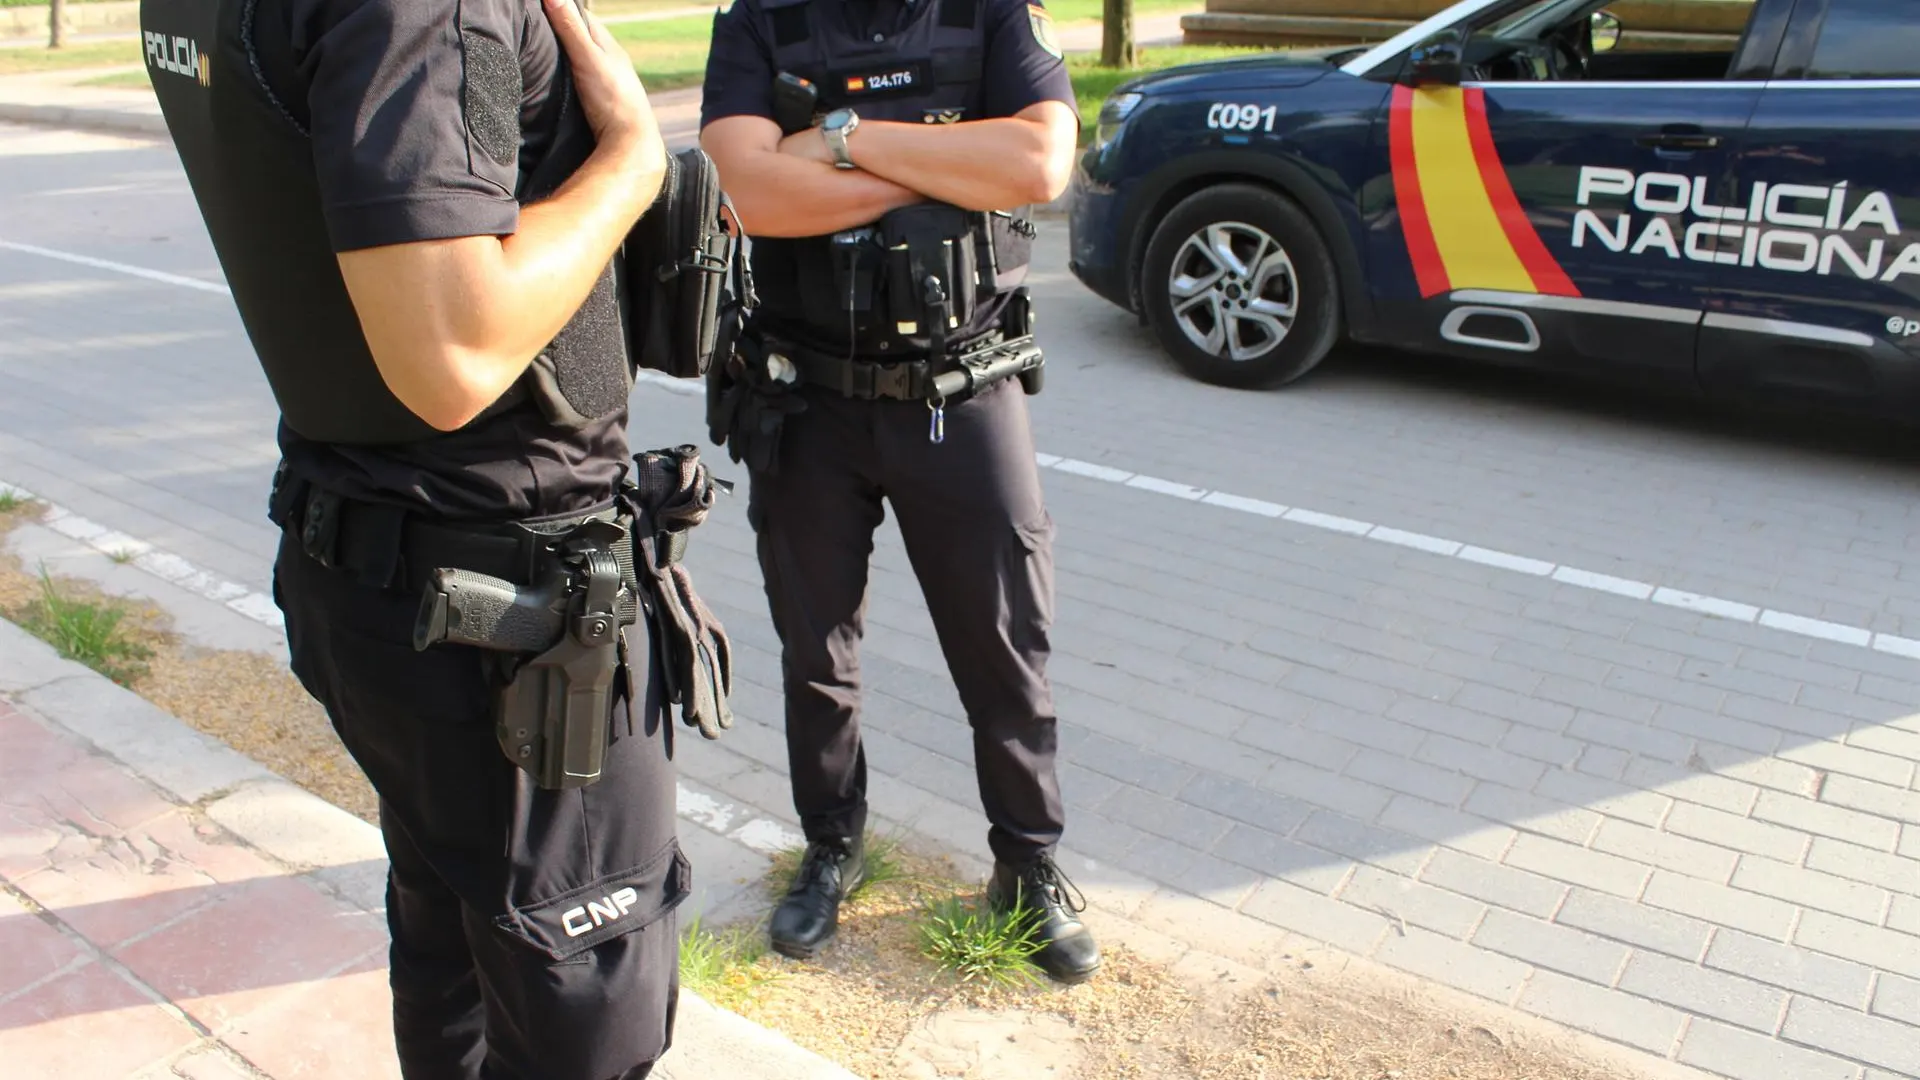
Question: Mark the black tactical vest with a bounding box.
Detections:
[139,0,633,446]
[741,0,1034,353]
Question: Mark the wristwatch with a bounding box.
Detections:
[821,108,860,169]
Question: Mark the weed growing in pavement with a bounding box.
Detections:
[0,491,27,514]
[19,565,153,686]
[107,548,138,565]
[678,916,783,1011]
[767,828,909,901]
[914,892,1045,988]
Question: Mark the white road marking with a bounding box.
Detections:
[0,240,231,296]
[1,242,1911,665]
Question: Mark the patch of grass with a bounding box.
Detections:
[766,827,909,900]
[1043,0,1196,23]
[17,564,153,686]
[1069,44,1271,136]
[611,14,725,91]
[679,915,784,1010]
[106,547,137,564]
[0,490,27,514]
[914,892,1045,988]
[0,39,142,76]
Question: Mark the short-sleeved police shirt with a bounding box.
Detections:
[257,0,627,521]
[698,0,1077,138]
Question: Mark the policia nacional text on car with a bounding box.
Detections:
[699,0,1100,982]
[140,0,745,1076]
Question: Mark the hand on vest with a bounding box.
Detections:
[543,0,661,156]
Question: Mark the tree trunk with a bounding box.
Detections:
[1100,0,1135,68]
[49,0,66,49]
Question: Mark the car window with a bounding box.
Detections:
[1807,0,1920,79]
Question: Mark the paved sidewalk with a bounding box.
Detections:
[0,614,855,1080]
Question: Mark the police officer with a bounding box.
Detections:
[141,0,701,1076]
[698,0,1099,983]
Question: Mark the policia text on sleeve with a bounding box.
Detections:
[696,0,1102,986]
[140,0,752,1076]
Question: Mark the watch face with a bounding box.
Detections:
[826,109,853,131]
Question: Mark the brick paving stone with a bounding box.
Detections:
[1515,969,1686,1056]
[1705,930,1875,1009]
[1663,803,1811,864]
[1730,855,1891,925]
[1374,794,1518,862]
[1238,877,1389,956]
[1873,974,1920,1026]
[1258,758,1394,822]
[1336,865,1487,939]
[1470,908,1629,984]
[1292,812,1433,878]
[1640,871,1797,941]
[223,954,401,1080]
[1802,837,1920,897]
[1551,887,1712,962]
[1820,774,1920,826]
[1175,772,1315,835]
[1780,996,1920,1077]
[1751,791,1903,853]
[1212,825,1355,894]
[1344,748,1476,807]
[1792,911,1920,982]
[172,1047,266,1080]
[1418,848,1568,919]
[1464,782,1603,844]
[1502,834,1652,899]
[1617,951,1789,1033]
[1691,742,1822,799]
[1591,818,1738,882]
[1372,926,1529,1005]
[0,960,200,1078]
[1777,739,1916,789]
[1677,1018,1863,1080]
[1539,763,1678,826]
[112,874,389,1034]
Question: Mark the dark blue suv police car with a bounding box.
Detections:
[1068,0,1920,416]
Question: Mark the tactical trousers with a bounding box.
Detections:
[271,526,685,1080]
[747,375,1066,867]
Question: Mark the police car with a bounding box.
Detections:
[1067,0,1920,416]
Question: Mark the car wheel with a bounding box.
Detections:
[1139,183,1340,388]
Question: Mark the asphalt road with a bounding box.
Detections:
[4,119,1919,1080]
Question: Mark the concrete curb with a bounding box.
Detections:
[0,613,859,1080]
[0,100,167,138]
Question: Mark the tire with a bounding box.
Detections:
[1138,183,1341,389]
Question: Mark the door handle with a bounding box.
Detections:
[1636,131,1721,150]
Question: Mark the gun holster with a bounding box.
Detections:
[489,518,635,790]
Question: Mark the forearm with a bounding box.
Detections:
[711,145,922,238]
[847,117,1069,211]
[343,137,665,429]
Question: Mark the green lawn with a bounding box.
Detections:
[1042,0,1197,23]
[1069,44,1268,136]
[0,39,140,75]
[79,67,148,88]
[611,14,725,91]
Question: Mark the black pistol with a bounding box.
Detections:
[773,71,819,136]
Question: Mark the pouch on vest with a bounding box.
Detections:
[878,203,977,345]
[623,148,753,381]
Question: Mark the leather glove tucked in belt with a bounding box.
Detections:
[625,445,734,741]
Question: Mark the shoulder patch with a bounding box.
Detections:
[1027,4,1061,60]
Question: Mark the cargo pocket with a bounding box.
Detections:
[494,837,692,963]
[1007,509,1056,656]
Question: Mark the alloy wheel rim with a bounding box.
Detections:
[1166,221,1299,362]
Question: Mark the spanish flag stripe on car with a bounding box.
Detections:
[1390,85,1581,299]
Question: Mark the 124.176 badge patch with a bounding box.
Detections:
[1028,3,1062,59]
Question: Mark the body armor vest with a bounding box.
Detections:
[742,0,1035,355]
[139,0,632,446]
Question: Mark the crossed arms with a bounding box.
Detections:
[699,103,1081,239]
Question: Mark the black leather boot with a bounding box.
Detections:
[987,853,1101,984]
[768,836,866,960]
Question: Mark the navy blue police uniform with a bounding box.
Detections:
[139,1,707,1076]
[698,0,1101,982]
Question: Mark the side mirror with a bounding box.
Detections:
[1404,29,1465,86]
[1590,9,1622,52]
